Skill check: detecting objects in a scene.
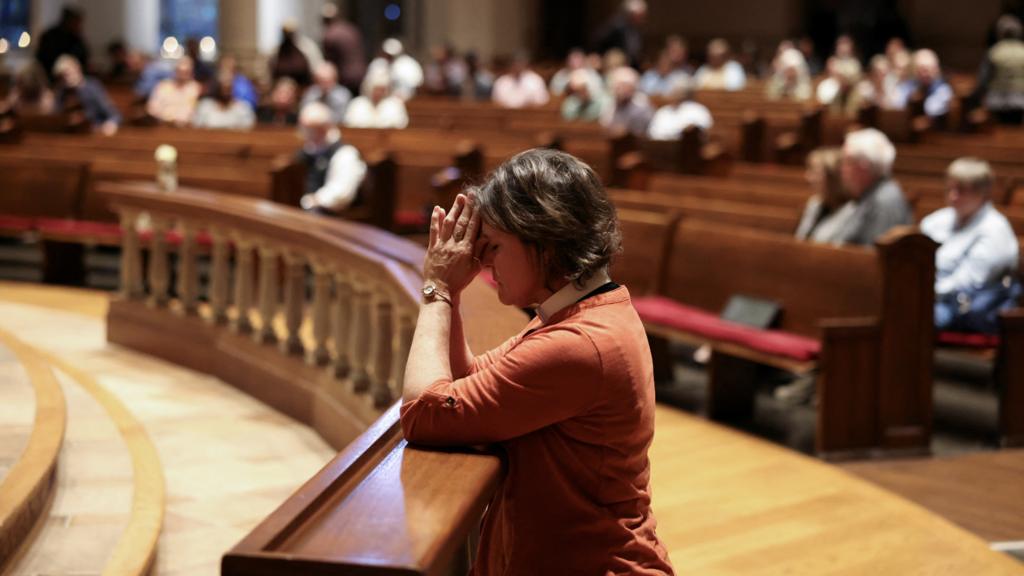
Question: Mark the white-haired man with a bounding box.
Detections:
[895,48,953,117]
[832,128,913,245]
[297,102,367,215]
[363,38,423,100]
[921,158,1020,333]
[601,66,653,136]
[53,54,121,135]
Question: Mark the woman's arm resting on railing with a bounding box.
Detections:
[403,193,484,404]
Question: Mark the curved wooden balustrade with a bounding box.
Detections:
[97,181,527,575]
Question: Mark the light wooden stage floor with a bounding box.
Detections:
[0,281,1020,575]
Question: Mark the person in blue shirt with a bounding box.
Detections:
[894,49,953,118]
[53,55,121,135]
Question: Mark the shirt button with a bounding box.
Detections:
[444,396,457,408]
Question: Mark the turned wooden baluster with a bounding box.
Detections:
[370,291,394,408]
[176,222,199,315]
[331,271,353,378]
[232,237,255,334]
[119,209,144,299]
[147,216,170,307]
[281,251,306,356]
[348,278,373,393]
[309,262,332,366]
[208,229,230,325]
[256,244,280,345]
[389,309,416,403]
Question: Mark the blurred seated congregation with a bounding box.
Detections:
[0,0,1023,574]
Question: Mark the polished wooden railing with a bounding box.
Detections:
[99,181,526,575]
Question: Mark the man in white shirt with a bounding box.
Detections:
[648,75,712,140]
[492,53,550,109]
[920,158,1020,333]
[297,102,368,215]
[344,70,409,129]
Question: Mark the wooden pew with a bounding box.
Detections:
[609,188,801,235]
[624,217,937,457]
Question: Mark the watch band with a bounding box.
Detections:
[422,283,453,306]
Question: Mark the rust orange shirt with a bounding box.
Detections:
[401,287,674,575]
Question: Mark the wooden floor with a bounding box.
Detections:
[0,281,1021,575]
[843,451,1024,544]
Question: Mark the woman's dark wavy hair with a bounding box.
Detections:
[474,148,621,288]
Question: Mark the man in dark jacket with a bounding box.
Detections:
[321,3,366,95]
[36,6,89,80]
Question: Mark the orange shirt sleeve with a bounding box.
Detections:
[401,324,605,445]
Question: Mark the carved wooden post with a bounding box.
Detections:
[348,278,373,393]
[232,237,255,334]
[256,244,280,345]
[332,271,353,378]
[176,222,199,315]
[147,216,170,307]
[119,209,144,299]
[208,229,230,325]
[370,291,394,408]
[281,251,306,356]
[309,262,332,366]
[389,309,416,403]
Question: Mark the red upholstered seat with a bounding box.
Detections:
[36,218,122,243]
[394,210,428,229]
[937,331,1000,349]
[0,215,36,233]
[632,296,821,362]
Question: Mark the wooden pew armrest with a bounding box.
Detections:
[998,307,1024,446]
[615,151,650,190]
[816,317,881,458]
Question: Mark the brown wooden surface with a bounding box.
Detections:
[842,449,1024,543]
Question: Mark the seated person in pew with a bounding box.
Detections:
[52,55,121,135]
[765,46,812,101]
[296,102,367,215]
[192,73,256,130]
[921,158,1021,334]
[851,54,902,111]
[5,61,56,115]
[833,128,913,245]
[815,55,862,117]
[401,149,674,575]
[894,49,953,118]
[647,75,712,140]
[216,54,258,110]
[561,69,609,122]
[601,66,653,137]
[300,62,352,124]
[639,50,690,98]
[549,47,603,97]
[146,56,202,126]
[795,147,854,243]
[693,38,746,91]
[491,52,550,109]
[364,38,423,101]
[343,69,409,129]
[257,77,300,126]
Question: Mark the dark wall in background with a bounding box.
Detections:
[548,0,1005,71]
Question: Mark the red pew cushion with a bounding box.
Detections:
[632,296,821,362]
[937,331,1000,349]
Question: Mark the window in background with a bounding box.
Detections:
[160,0,217,48]
[0,0,31,54]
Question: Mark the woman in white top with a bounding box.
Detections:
[344,70,409,129]
[795,147,856,243]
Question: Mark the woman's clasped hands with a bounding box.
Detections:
[423,192,489,300]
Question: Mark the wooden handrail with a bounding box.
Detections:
[99,181,526,575]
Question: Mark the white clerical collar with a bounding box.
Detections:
[535,269,612,324]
